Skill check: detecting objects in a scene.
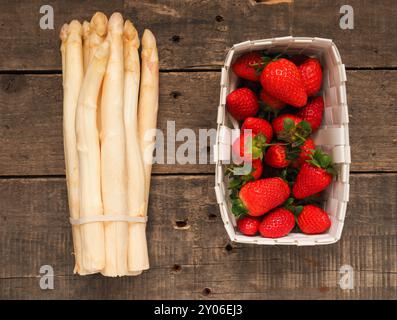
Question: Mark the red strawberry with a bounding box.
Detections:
[251,159,263,180]
[259,208,295,238]
[297,205,331,234]
[233,178,290,217]
[226,88,259,121]
[293,150,335,199]
[241,117,273,143]
[237,217,260,236]
[292,138,315,168]
[289,54,310,66]
[272,114,302,137]
[297,96,324,132]
[232,132,267,162]
[299,58,323,96]
[232,52,264,82]
[265,144,290,168]
[260,58,307,108]
[272,114,311,142]
[260,89,286,111]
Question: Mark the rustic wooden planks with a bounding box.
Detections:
[0,0,396,70]
[0,174,395,299]
[1,70,396,176]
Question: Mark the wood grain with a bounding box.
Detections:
[1,70,396,176]
[0,174,395,299]
[0,0,396,70]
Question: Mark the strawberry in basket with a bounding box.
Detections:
[272,114,312,142]
[232,52,267,82]
[297,96,324,133]
[241,117,273,143]
[259,208,295,238]
[297,204,331,234]
[260,58,307,108]
[237,216,261,236]
[293,149,336,199]
[298,58,323,97]
[232,178,290,217]
[226,87,259,121]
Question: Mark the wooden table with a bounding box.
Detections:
[0,0,396,300]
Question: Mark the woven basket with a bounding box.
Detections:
[214,37,350,246]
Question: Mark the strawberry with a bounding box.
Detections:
[259,208,295,238]
[232,178,290,217]
[237,216,260,236]
[293,150,335,199]
[299,58,323,96]
[272,114,311,142]
[260,89,286,111]
[289,54,310,66]
[260,58,307,108]
[241,117,273,143]
[250,159,263,180]
[265,144,290,168]
[232,52,267,82]
[226,88,259,121]
[292,138,315,168]
[297,96,324,132]
[232,132,267,162]
[297,204,331,234]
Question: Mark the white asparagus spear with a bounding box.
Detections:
[133,29,159,272]
[76,40,109,272]
[60,23,68,84]
[100,12,129,276]
[88,12,107,139]
[61,21,85,274]
[82,21,90,74]
[123,20,145,274]
[88,12,108,63]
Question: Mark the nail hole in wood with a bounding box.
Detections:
[171,35,181,43]
[202,287,211,296]
[225,243,233,252]
[174,219,190,230]
[170,91,182,99]
[172,264,182,272]
[4,124,10,130]
[215,15,224,22]
[208,213,217,221]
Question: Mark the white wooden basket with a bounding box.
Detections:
[214,37,350,246]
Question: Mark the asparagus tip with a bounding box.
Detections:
[91,12,108,37]
[60,23,69,42]
[108,12,124,34]
[82,21,91,38]
[68,20,82,35]
[124,20,140,48]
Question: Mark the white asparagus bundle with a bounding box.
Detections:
[61,12,158,276]
[100,12,129,276]
[60,22,85,274]
[123,20,146,274]
[75,40,110,272]
[132,29,159,272]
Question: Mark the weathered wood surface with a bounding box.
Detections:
[0,0,396,301]
[1,70,396,176]
[0,174,396,299]
[0,0,396,70]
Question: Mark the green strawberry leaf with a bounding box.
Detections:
[283,118,295,132]
[231,198,248,218]
[228,177,242,190]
